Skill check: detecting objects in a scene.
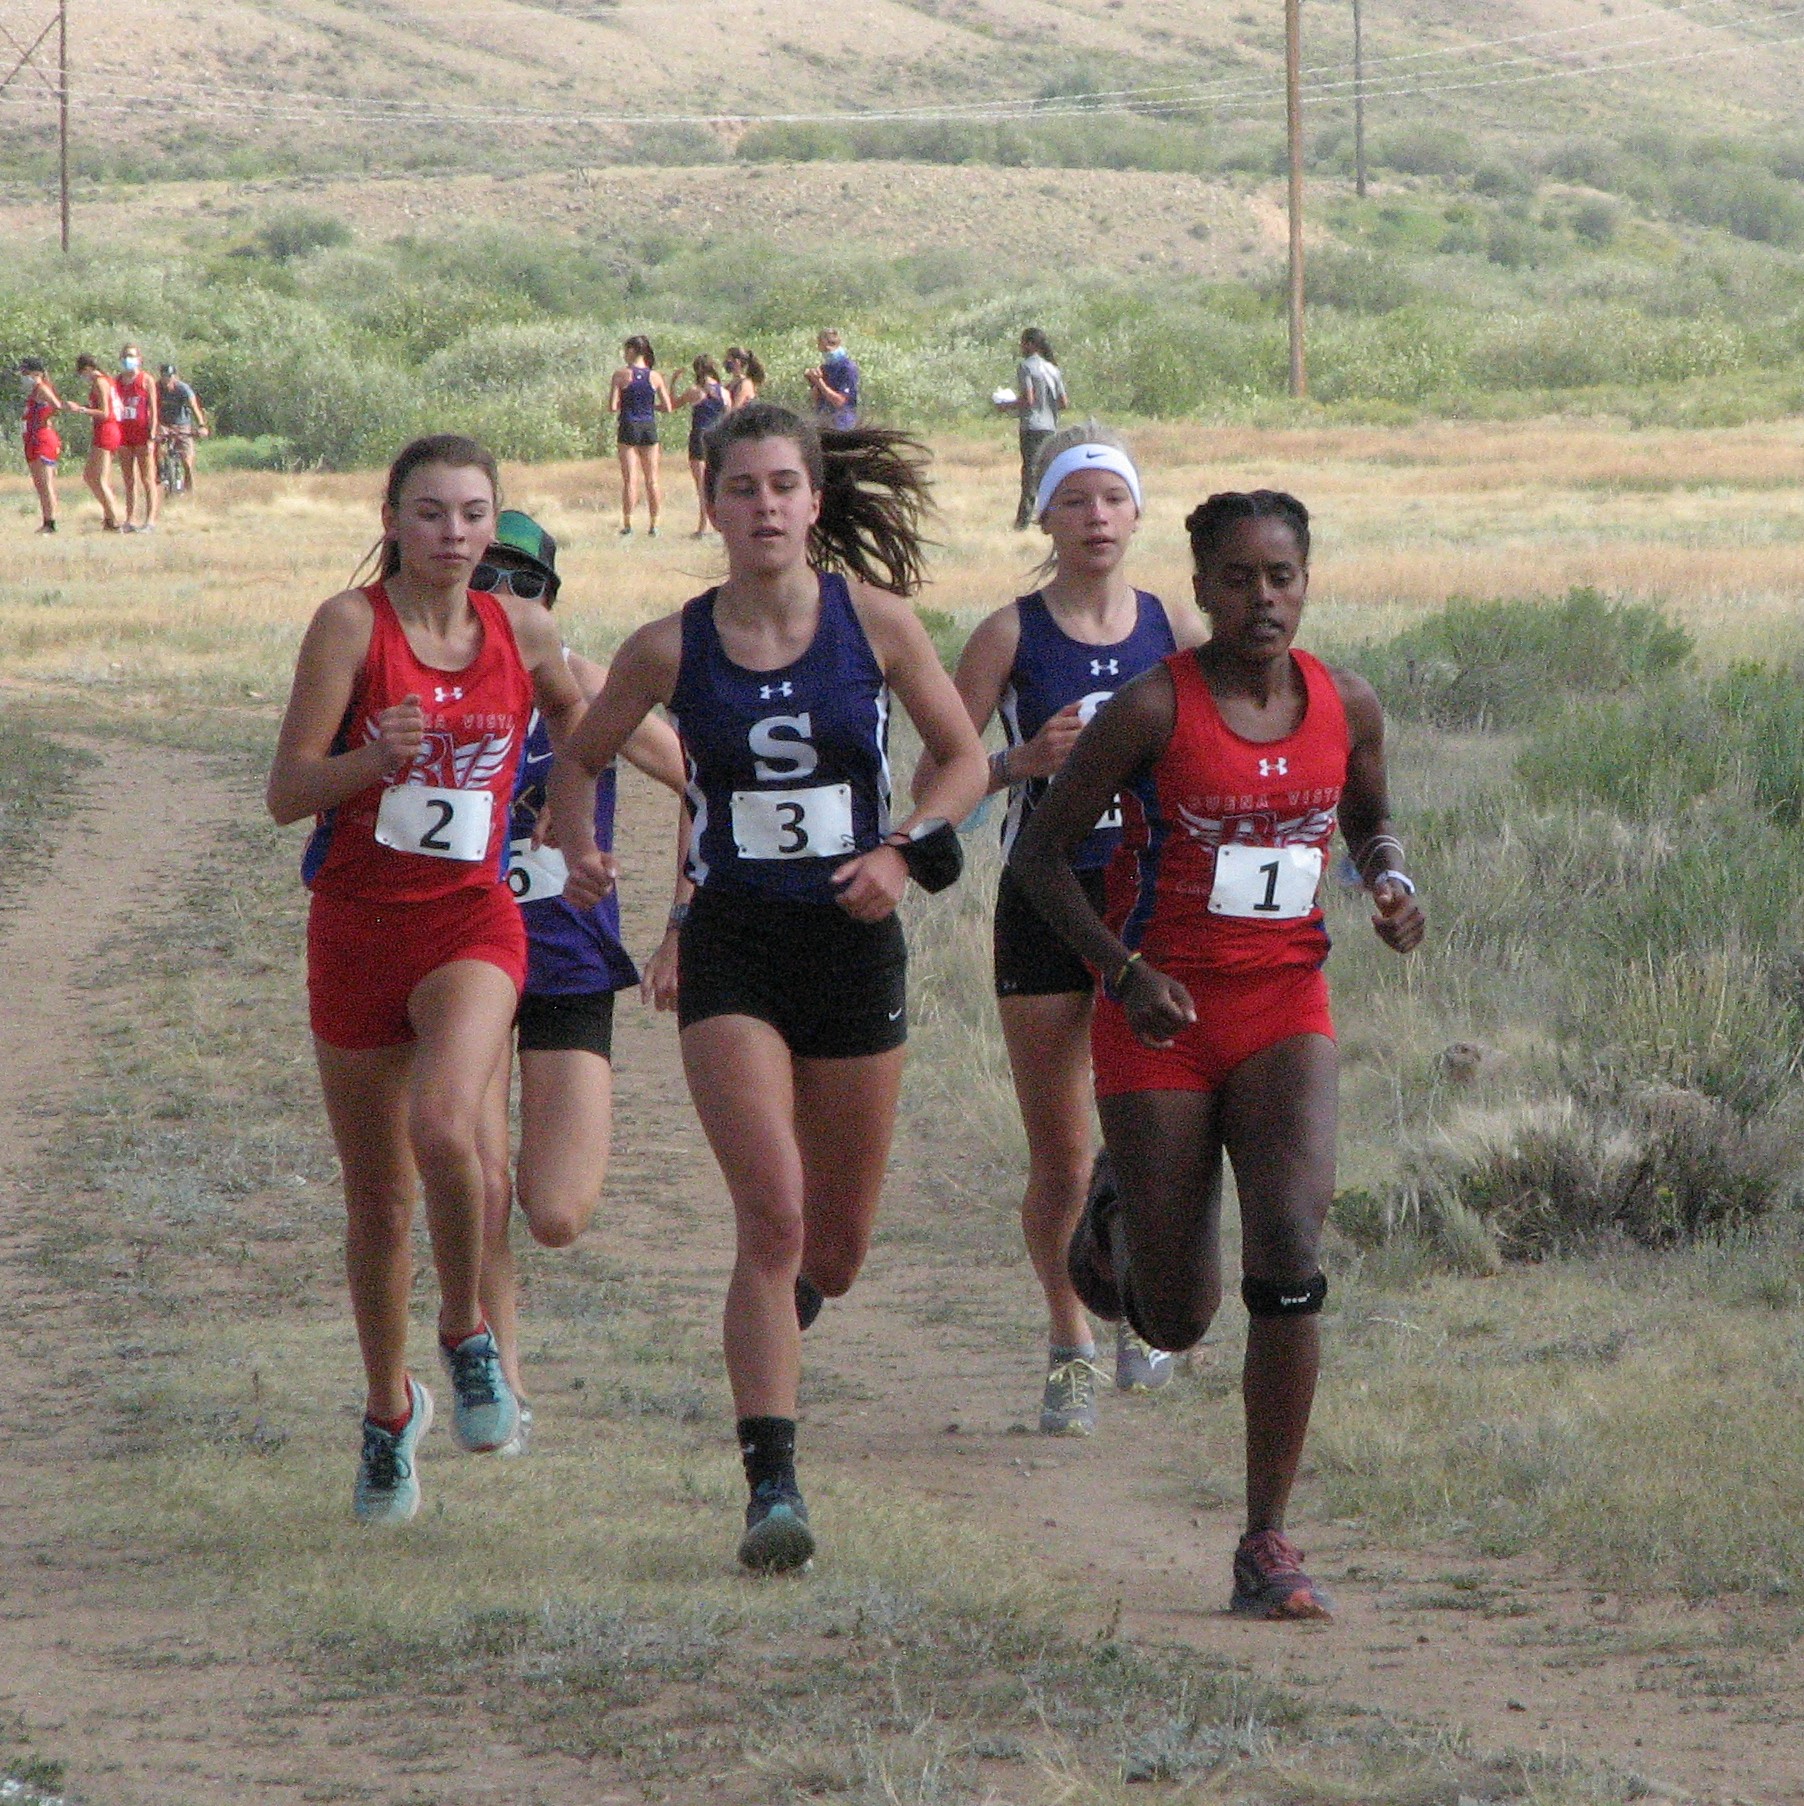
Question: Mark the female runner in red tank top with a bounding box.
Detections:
[267,433,585,1525]
[65,353,122,530]
[1009,490,1425,1622]
[17,357,63,533]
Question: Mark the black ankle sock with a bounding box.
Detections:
[737,1415,797,1492]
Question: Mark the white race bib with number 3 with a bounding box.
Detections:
[1208,843,1324,920]
[506,836,568,903]
[374,784,493,863]
[731,784,856,860]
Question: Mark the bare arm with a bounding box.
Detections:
[1160,590,1210,652]
[568,651,687,795]
[265,591,410,825]
[1009,667,1197,1046]
[1333,668,1425,954]
[910,603,1017,802]
[654,373,675,414]
[608,370,625,416]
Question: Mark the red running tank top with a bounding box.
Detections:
[304,584,533,903]
[1103,646,1349,976]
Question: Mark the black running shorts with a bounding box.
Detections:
[678,885,907,1059]
[993,864,1106,999]
[516,988,615,1058]
[617,418,659,449]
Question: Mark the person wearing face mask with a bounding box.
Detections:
[17,359,64,534]
[114,344,160,532]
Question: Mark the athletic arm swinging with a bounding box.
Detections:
[1007,665,1197,1049]
[1331,672,1425,955]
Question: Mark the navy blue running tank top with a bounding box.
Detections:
[622,365,657,424]
[998,588,1175,870]
[670,572,891,903]
[508,711,639,997]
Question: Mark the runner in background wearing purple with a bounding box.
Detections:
[608,336,673,537]
[672,355,731,537]
[805,329,860,430]
[472,509,688,1442]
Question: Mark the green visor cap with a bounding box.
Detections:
[490,509,559,580]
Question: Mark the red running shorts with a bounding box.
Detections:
[1091,962,1335,1097]
[92,419,123,452]
[307,883,527,1051]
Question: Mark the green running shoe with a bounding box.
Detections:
[737,1478,815,1573]
[438,1325,522,1454]
[1038,1353,1101,1436]
[353,1377,433,1525]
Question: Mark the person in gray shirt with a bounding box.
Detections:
[1000,328,1069,530]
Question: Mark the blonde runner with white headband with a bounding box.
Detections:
[1034,442,1144,522]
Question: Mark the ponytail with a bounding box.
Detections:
[703,400,934,596]
[726,346,765,385]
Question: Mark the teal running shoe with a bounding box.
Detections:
[353,1377,433,1524]
[438,1325,522,1453]
[737,1478,815,1573]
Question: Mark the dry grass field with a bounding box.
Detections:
[2,424,1803,1805]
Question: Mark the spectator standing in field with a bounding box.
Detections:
[17,358,63,534]
[805,329,860,430]
[608,336,673,537]
[157,362,209,496]
[65,353,123,531]
[724,346,764,410]
[1002,329,1069,531]
[114,343,160,532]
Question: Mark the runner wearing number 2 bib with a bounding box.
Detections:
[267,435,586,1525]
[550,401,988,1574]
[913,424,1205,1437]
[468,510,688,1441]
[1009,490,1425,1623]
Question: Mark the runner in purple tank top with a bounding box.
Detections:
[470,510,689,1446]
[915,424,1205,1435]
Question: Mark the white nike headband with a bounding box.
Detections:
[1034,444,1143,522]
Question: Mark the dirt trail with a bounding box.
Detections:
[0,746,1796,1804]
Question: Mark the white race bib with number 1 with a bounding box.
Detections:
[1207,843,1324,920]
[730,783,856,860]
[374,784,493,863]
[506,837,568,903]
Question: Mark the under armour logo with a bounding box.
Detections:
[1259,756,1288,779]
[434,685,464,704]
[1090,659,1120,677]
[760,682,794,700]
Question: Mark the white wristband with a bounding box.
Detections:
[1372,869,1416,896]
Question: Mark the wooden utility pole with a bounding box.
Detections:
[1353,0,1367,198]
[1286,0,1306,397]
[59,0,69,252]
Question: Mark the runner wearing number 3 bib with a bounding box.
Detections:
[1009,490,1425,1624]
[267,435,586,1526]
[549,402,988,1575]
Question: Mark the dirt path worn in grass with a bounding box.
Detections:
[0,744,1798,1805]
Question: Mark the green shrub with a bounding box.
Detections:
[1349,588,1692,729]
[1377,126,1476,178]
[255,210,352,262]
[1670,163,1804,246]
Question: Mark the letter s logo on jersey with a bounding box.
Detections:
[749,713,819,781]
[1076,689,1114,726]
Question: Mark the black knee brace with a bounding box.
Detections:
[1241,1271,1327,1317]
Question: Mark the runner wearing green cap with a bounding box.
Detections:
[473,509,689,1435]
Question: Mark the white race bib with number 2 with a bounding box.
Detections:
[1208,843,1324,920]
[374,784,493,863]
[731,784,856,860]
[506,836,568,903]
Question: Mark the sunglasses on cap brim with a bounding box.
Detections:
[472,562,555,601]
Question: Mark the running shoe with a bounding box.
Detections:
[1066,1150,1125,1321]
[1038,1353,1101,1436]
[438,1325,522,1453]
[737,1477,815,1573]
[497,1401,533,1459]
[1230,1529,1335,1621]
[1115,1323,1175,1393]
[353,1377,433,1524]
[795,1274,825,1331]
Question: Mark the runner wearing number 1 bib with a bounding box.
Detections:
[1009,490,1425,1624]
[549,401,988,1575]
[267,435,586,1526]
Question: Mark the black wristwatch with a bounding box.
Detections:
[883,818,963,894]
